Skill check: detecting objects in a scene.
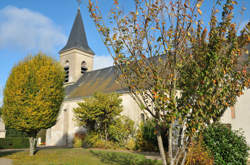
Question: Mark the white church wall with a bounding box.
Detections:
[220,88,250,146]
[120,93,145,126]
[46,93,144,146]
[0,117,6,138]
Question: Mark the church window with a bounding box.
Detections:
[64,60,69,83]
[81,61,88,73]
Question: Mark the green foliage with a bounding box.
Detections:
[90,150,162,165]
[135,120,168,152]
[83,116,135,149]
[108,115,135,145]
[74,92,123,141]
[73,137,83,148]
[2,53,65,137]
[6,128,28,137]
[73,132,86,148]
[202,123,249,165]
[83,132,119,149]
[74,92,135,149]
[0,137,29,149]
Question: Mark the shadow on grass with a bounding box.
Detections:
[90,150,161,165]
[0,150,23,157]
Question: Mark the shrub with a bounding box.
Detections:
[83,132,120,149]
[202,123,249,165]
[185,138,213,165]
[73,132,86,148]
[135,119,168,152]
[6,128,28,137]
[108,116,135,145]
[83,116,135,150]
[125,139,136,150]
[0,137,29,149]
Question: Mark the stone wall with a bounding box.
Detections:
[0,117,6,138]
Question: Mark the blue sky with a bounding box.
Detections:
[0,0,249,105]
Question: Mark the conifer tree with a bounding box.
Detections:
[2,53,64,156]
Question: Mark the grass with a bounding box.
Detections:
[0,148,161,165]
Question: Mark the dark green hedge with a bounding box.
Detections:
[6,128,28,137]
[0,137,29,149]
[202,123,249,165]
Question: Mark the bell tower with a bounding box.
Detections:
[59,8,94,84]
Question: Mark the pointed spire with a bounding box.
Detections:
[60,9,94,55]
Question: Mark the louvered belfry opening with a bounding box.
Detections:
[81,61,88,74]
[64,61,69,83]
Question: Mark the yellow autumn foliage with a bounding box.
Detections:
[2,53,65,136]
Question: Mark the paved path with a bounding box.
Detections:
[0,158,12,165]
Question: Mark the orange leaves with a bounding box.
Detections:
[228,5,234,10]
[196,3,201,8]
[197,9,202,15]
[196,0,203,15]
[232,1,237,5]
[152,90,159,99]
[114,0,118,5]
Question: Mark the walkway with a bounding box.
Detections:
[0,158,12,165]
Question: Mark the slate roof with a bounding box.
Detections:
[64,66,128,100]
[60,9,94,55]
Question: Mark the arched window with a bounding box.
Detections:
[64,60,69,83]
[81,61,88,73]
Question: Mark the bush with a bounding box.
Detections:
[108,116,135,145]
[0,137,29,149]
[185,138,213,165]
[202,123,249,165]
[73,132,86,148]
[135,119,168,152]
[83,116,135,150]
[6,128,28,137]
[83,132,120,149]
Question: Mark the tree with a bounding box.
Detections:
[88,0,249,164]
[2,53,64,156]
[74,92,123,142]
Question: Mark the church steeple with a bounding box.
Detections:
[60,9,94,55]
[59,8,94,84]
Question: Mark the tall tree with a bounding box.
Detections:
[88,0,249,164]
[2,53,64,156]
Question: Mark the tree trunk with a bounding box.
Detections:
[29,137,37,156]
[168,122,174,165]
[156,125,167,165]
[181,150,187,165]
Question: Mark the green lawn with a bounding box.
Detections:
[0,148,161,165]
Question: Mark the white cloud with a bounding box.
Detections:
[0,6,66,53]
[93,55,114,70]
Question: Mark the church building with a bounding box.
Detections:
[46,8,250,147]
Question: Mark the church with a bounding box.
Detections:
[45,8,250,147]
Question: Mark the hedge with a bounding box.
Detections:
[0,137,29,149]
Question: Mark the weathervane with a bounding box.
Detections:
[77,0,82,9]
